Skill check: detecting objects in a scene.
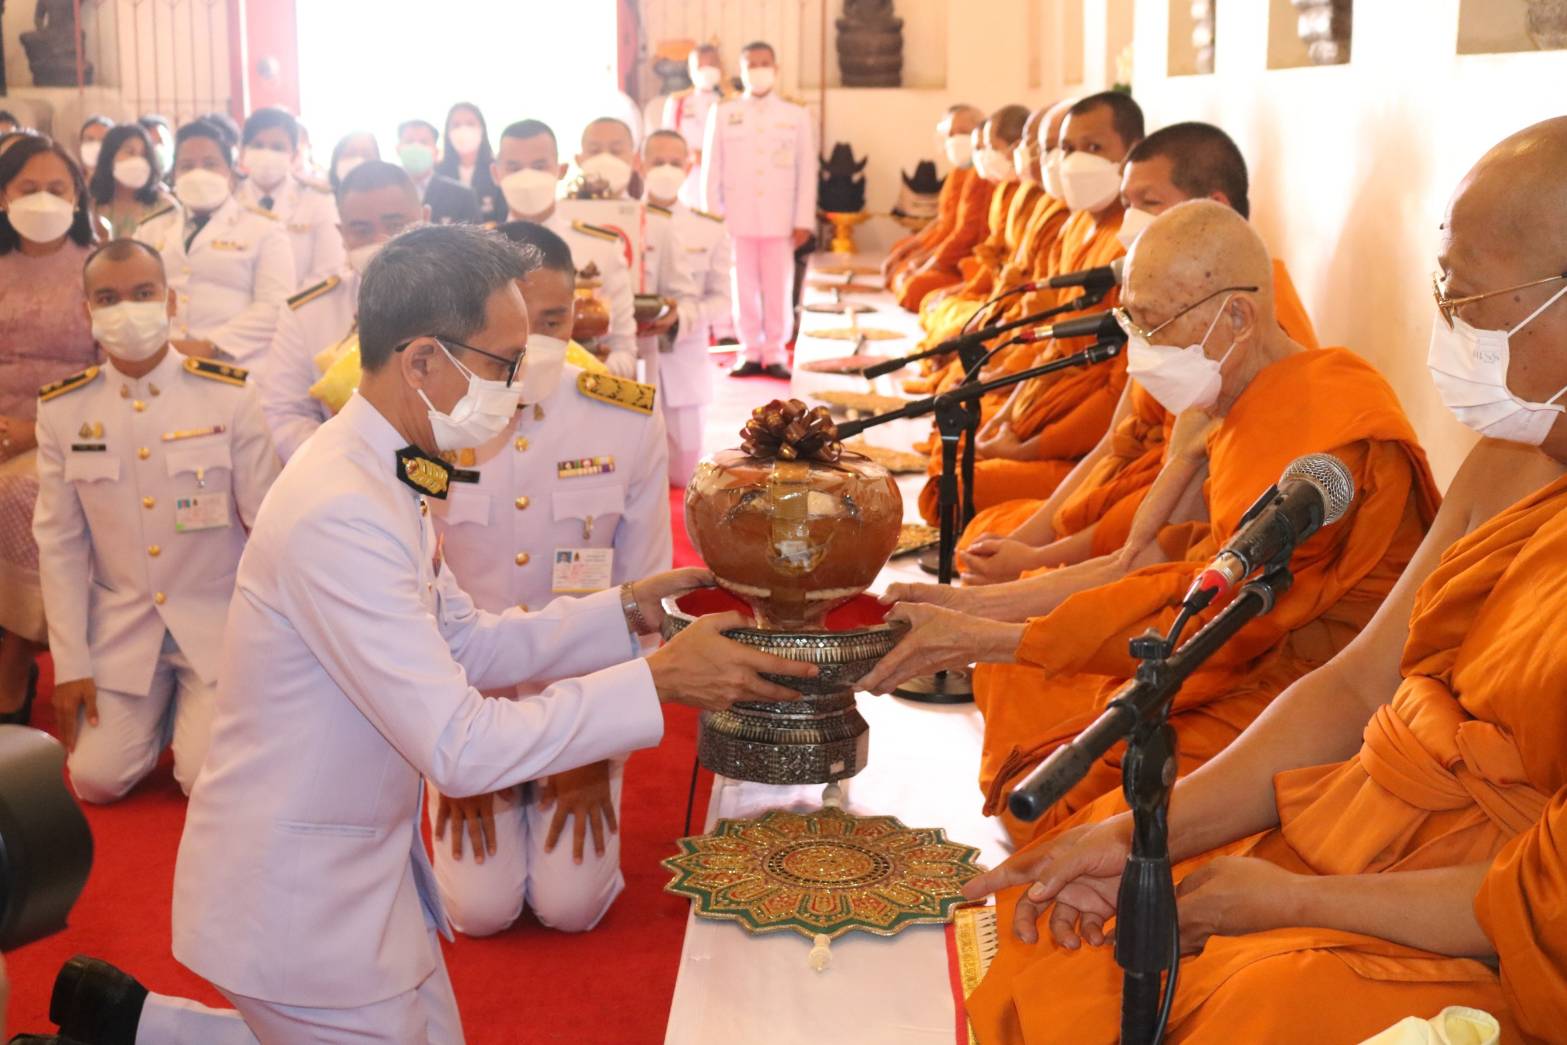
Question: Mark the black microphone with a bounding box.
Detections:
[1046,257,1124,291]
[1007,311,1124,346]
[1183,454,1355,609]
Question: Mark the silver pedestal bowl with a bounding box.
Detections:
[661,594,908,785]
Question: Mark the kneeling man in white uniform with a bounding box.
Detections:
[46,223,815,1045]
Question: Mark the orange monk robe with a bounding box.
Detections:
[958,259,1322,553]
[976,349,1439,845]
[927,182,1041,323]
[916,208,1127,524]
[968,474,1567,1045]
[886,165,971,283]
[894,169,995,311]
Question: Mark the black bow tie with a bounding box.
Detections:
[395,446,452,499]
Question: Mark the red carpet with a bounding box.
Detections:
[5,486,712,1044]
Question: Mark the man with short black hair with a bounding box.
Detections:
[235,106,343,287]
[396,118,481,225]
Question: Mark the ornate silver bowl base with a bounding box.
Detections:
[661,594,908,785]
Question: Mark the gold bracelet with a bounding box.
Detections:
[620,582,654,635]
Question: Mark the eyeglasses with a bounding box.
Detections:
[395,335,524,387]
[1432,271,1567,330]
[1113,284,1259,342]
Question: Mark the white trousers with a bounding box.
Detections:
[662,403,706,488]
[730,235,795,366]
[67,631,215,804]
[425,764,625,938]
[135,928,463,1044]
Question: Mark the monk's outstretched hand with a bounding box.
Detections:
[858,603,1025,694]
[1174,855,1301,955]
[960,819,1133,948]
[878,581,970,609]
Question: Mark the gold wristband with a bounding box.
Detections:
[620,582,654,635]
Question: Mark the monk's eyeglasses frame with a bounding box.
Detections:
[393,335,524,387]
[1112,284,1259,342]
[1432,271,1567,330]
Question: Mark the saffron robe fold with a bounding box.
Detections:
[885,165,971,283]
[894,171,995,311]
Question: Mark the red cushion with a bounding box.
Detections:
[674,588,890,630]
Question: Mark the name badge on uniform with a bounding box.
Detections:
[558,456,615,479]
[288,223,312,233]
[209,240,247,252]
[551,548,614,593]
[174,493,231,532]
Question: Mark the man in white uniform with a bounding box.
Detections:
[662,43,729,208]
[643,130,731,485]
[492,119,638,379]
[45,223,814,1045]
[701,40,816,380]
[258,161,427,461]
[138,118,296,366]
[427,221,670,938]
[34,240,280,804]
[234,106,344,289]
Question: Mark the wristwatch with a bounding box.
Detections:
[620,582,654,635]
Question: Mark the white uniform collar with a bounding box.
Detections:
[110,346,184,398]
[339,393,419,477]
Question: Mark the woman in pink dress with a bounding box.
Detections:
[0,135,98,720]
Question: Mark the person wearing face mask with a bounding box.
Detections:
[45,223,816,1045]
[701,40,816,379]
[395,118,481,226]
[867,199,1437,851]
[77,114,112,184]
[662,43,732,208]
[424,220,671,942]
[0,135,98,727]
[258,161,427,461]
[914,91,1144,527]
[892,118,1001,314]
[641,129,732,484]
[918,120,1567,1045]
[88,122,178,240]
[137,114,176,176]
[328,130,380,194]
[881,103,983,286]
[576,116,641,201]
[435,102,501,223]
[961,121,1321,584]
[493,119,639,379]
[33,238,280,805]
[136,118,295,366]
[234,107,344,289]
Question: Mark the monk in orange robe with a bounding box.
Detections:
[915,91,1145,523]
[961,122,1320,580]
[956,118,1567,1044]
[863,201,1438,846]
[882,104,984,284]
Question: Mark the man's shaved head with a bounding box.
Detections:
[1067,92,1144,152]
[1017,107,1048,182]
[1125,122,1250,218]
[941,104,984,138]
[986,104,1031,148]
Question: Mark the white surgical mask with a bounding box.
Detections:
[978,147,1016,184]
[1013,147,1036,184]
[397,142,437,178]
[419,341,522,450]
[644,164,686,202]
[335,155,365,183]
[92,300,169,362]
[174,168,231,212]
[944,134,974,170]
[1427,283,1567,446]
[80,140,102,170]
[113,156,152,190]
[448,125,483,156]
[696,66,723,90]
[742,66,776,95]
[1042,147,1067,201]
[1127,295,1237,414]
[345,241,383,275]
[241,146,292,190]
[1059,151,1121,214]
[5,191,76,243]
[500,168,559,217]
[580,153,633,196]
[518,334,569,404]
[1117,206,1157,249]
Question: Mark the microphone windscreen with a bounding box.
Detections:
[1280,453,1355,524]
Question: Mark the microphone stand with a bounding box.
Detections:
[838,333,1124,704]
[860,297,1087,381]
[1005,562,1295,1044]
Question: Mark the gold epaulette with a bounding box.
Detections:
[572,220,621,243]
[693,208,724,223]
[287,274,342,311]
[39,366,101,402]
[184,357,249,386]
[646,203,673,219]
[577,371,655,414]
[245,204,279,221]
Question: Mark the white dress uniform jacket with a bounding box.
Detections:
[431,368,670,623]
[646,203,730,412]
[138,196,296,366]
[32,351,279,696]
[662,85,724,208]
[257,269,356,461]
[700,91,817,239]
[235,173,345,290]
[172,392,664,1007]
[543,210,636,361]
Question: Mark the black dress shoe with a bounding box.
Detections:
[729,361,764,378]
[11,1035,91,1044]
[762,363,792,380]
[49,956,147,1045]
[0,662,37,726]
